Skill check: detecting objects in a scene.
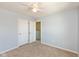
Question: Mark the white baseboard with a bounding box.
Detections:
[42,42,79,55]
[17,42,28,47]
[0,41,79,56]
[0,43,29,54]
[0,45,19,54]
[0,41,36,54]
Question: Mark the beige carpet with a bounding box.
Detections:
[0,41,78,57]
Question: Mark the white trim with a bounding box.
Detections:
[40,20,42,44]
[0,43,28,54]
[42,42,79,55]
[0,41,79,56]
[17,42,28,47]
[0,45,19,54]
[0,42,35,54]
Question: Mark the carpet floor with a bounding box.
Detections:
[0,41,78,57]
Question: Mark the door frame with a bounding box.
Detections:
[36,20,41,42]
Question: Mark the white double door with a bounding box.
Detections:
[17,19,36,46]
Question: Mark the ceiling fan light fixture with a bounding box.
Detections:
[32,3,40,13]
[33,3,38,8]
[32,8,38,12]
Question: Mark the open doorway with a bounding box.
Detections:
[36,21,41,42]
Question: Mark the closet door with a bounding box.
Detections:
[18,19,28,46]
[29,21,36,43]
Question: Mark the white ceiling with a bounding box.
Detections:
[0,2,79,18]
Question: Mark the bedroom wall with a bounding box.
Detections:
[0,8,31,52]
[41,8,78,52]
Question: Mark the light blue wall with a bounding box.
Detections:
[41,8,78,52]
[0,9,30,52]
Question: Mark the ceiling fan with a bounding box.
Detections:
[21,2,42,13]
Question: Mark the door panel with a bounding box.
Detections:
[29,21,36,43]
[17,19,28,46]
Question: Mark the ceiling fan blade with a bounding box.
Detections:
[20,2,44,13]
